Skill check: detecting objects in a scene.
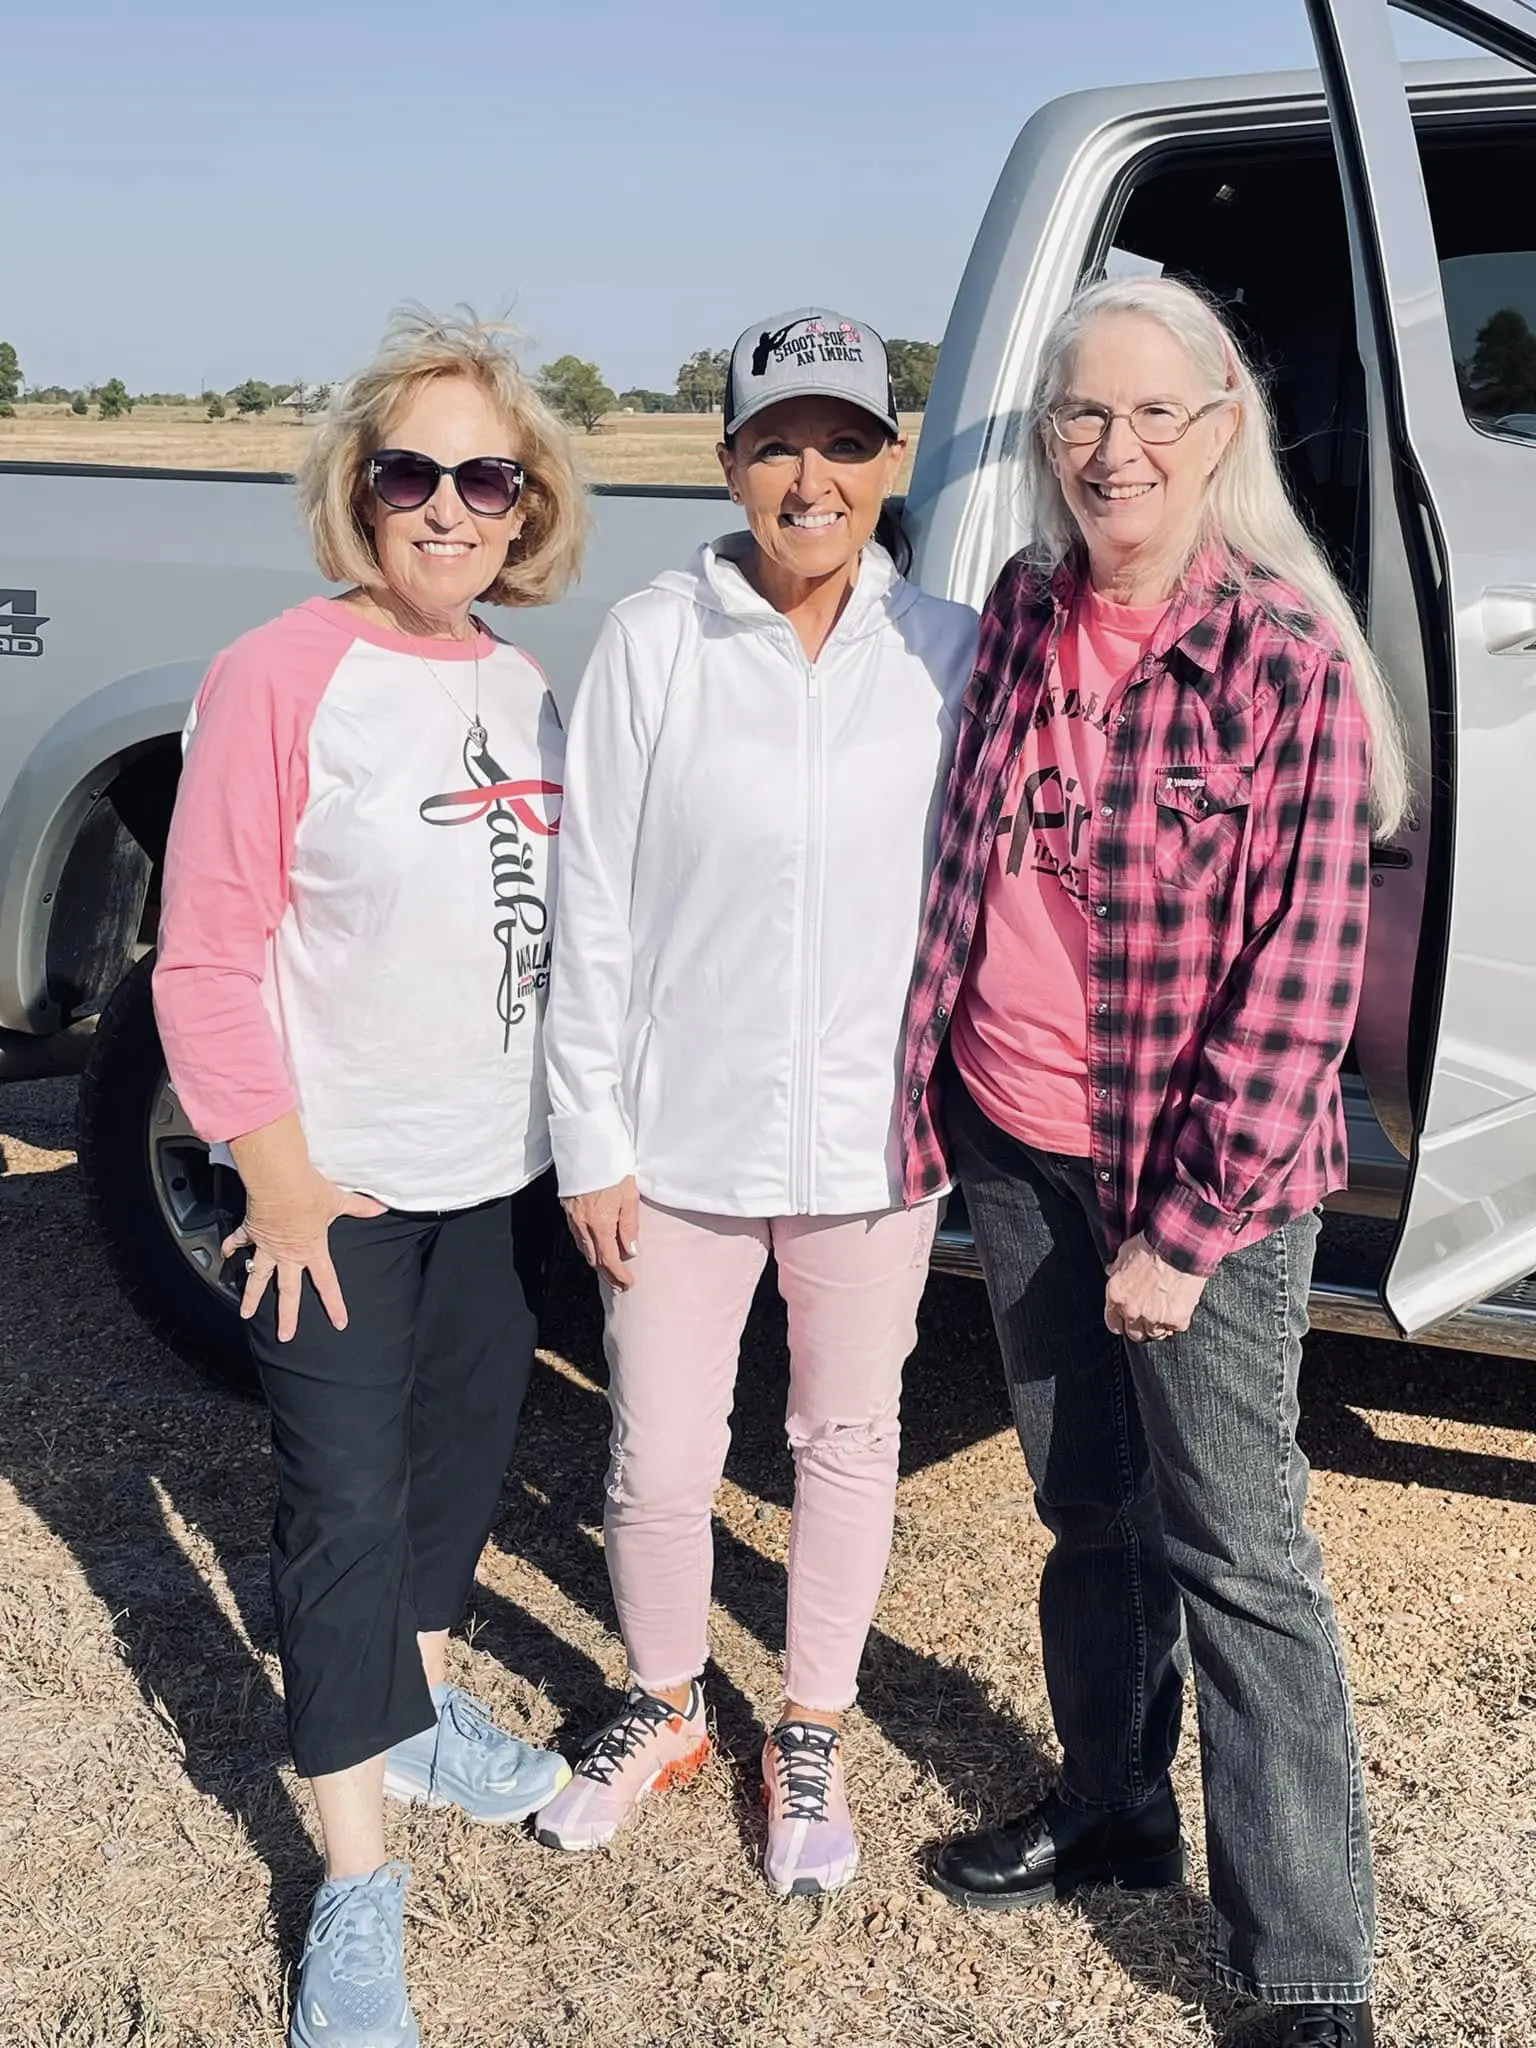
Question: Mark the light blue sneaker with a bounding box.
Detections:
[383,1684,571,1824]
[289,1862,417,2048]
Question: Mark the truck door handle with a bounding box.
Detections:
[1482,587,1536,657]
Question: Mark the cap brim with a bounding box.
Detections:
[725,381,900,439]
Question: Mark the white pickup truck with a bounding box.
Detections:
[3,0,1535,1380]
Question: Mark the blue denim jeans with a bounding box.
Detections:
[949,1080,1375,2003]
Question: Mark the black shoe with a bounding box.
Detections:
[1277,2005,1374,2048]
[928,1781,1185,1911]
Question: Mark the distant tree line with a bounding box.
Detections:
[536,336,941,435]
[0,346,335,423]
[1,331,943,438]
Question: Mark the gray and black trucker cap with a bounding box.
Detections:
[723,308,899,438]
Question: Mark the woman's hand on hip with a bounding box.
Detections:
[1104,1231,1208,1345]
[562,1177,640,1290]
[222,1170,386,1341]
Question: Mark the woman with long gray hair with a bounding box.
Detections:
[899,275,1405,2048]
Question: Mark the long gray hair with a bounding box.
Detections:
[1022,275,1409,837]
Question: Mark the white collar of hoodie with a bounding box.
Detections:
[651,531,916,649]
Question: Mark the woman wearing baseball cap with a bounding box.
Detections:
[534,309,978,1895]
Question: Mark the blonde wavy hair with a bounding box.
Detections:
[297,306,588,609]
[1023,275,1410,837]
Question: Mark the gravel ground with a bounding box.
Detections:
[2,1077,1534,2048]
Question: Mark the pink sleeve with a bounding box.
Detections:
[152,614,332,1143]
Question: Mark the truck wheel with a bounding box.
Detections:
[77,954,254,1391]
[77,952,575,1394]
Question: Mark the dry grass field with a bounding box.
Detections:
[3,1079,1536,2047]
[0,405,924,490]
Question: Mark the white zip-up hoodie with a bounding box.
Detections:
[546,533,979,1216]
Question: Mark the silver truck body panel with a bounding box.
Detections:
[1307,0,1536,1332]
[901,58,1522,1176]
[0,656,210,1034]
[900,39,1536,1338]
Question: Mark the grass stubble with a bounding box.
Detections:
[0,406,923,491]
[1,1077,1534,2047]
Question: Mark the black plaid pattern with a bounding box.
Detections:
[899,549,1373,1276]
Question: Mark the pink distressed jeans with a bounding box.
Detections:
[601,1197,939,1713]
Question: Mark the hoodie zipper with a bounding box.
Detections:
[791,637,826,1214]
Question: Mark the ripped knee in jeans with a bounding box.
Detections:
[604,1445,626,1505]
[786,1415,899,1463]
[603,1441,721,1513]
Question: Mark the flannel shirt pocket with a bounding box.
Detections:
[1153,762,1253,891]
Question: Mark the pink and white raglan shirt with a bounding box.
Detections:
[153,598,564,1212]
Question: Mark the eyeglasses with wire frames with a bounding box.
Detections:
[1048,398,1232,447]
[366,448,527,517]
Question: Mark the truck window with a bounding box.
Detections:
[1100,139,1370,607]
[1420,125,1536,443]
[1096,109,1536,588]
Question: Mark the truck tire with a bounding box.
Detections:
[77,953,254,1390]
[77,953,575,1394]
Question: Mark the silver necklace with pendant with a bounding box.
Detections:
[418,627,487,751]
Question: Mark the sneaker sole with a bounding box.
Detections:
[382,1758,572,1826]
[927,1846,1187,1913]
[534,1737,711,1852]
[765,1848,860,1899]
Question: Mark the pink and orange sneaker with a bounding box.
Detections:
[761,1721,859,1897]
[533,1683,709,1852]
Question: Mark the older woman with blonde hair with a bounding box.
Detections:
[154,309,586,2048]
[903,276,1405,2048]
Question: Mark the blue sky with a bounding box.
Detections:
[2,1,1468,395]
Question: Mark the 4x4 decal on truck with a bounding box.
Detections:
[0,590,47,657]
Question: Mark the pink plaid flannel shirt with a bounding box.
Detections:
[899,548,1374,1277]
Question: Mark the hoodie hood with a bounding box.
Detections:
[651,531,917,641]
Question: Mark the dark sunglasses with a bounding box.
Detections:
[366,447,527,517]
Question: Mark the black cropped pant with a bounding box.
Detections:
[246,1194,538,1779]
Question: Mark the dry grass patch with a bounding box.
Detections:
[2,1078,1535,2046]
[0,408,924,489]
[0,405,308,473]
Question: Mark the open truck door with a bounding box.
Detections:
[1305,0,1536,1334]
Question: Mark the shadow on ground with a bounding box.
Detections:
[4,1075,1534,2036]
[0,1080,1051,1974]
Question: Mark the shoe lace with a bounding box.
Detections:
[770,1722,840,1823]
[307,1867,405,1987]
[577,1689,679,1785]
[443,1690,499,1746]
[1013,1806,1055,1851]
[1289,2008,1365,2048]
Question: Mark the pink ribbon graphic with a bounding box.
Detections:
[418,777,563,832]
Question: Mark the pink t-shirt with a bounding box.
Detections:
[951,586,1169,1155]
